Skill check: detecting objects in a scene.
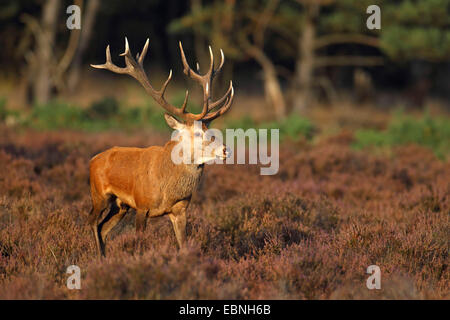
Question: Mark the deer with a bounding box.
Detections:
[88,37,234,256]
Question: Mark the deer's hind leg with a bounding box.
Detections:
[88,192,108,257]
[100,198,129,246]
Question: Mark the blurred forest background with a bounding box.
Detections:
[0,1,449,299]
[0,0,449,128]
[0,0,448,159]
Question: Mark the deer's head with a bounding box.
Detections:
[164,114,231,164]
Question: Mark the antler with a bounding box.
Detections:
[179,42,234,122]
[91,38,234,123]
[91,38,190,121]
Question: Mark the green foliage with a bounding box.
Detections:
[381,0,450,61]
[0,95,314,140]
[384,0,449,27]
[0,97,7,121]
[381,27,450,61]
[168,0,295,61]
[137,102,172,132]
[170,90,201,115]
[170,0,450,65]
[31,101,86,130]
[2,97,173,132]
[83,97,119,120]
[319,0,371,34]
[354,112,450,158]
[225,114,315,141]
[225,115,256,131]
[265,115,316,141]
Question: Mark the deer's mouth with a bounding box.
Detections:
[216,149,231,160]
[224,147,232,159]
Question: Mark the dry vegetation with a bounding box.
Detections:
[0,125,448,299]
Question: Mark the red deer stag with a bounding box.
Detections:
[89,38,234,256]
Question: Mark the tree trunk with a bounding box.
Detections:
[247,45,286,120]
[33,0,60,104]
[293,4,318,112]
[263,64,286,120]
[190,0,209,68]
[217,0,235,93]
[68,0,100,91]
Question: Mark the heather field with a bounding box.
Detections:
[2,0,450,303]
[0,119,448,299]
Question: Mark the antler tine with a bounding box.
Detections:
[178,41,211,120]
[208,80,233,112]
[207,46,214,77]
[197,82,209,120]
[207,46,225,77]
[118,37,139,71]
[91,45,128,74]
[179,41,203,83]
[181,90,189,113]
[216,49,225,73]
[119,37,130,57]
[138,38,149,67]
[105,45,112,64]
[160,69,173,96]
[203,85,234,122]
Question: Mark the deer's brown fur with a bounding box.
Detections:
[88,38,233,256]
[88,140,205,255]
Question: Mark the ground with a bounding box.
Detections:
[0,121,447,299]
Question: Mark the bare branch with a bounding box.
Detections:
[314,56,384,67]
[314,34,380,50]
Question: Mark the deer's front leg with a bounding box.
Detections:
[135,209,148,233]
[168,200,188,248]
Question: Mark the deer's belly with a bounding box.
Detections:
[106,186,137,209]
[132,191,186,216]
[118,166,203,214]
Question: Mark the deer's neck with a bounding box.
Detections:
[160,141,204,198]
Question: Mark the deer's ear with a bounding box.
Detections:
[164,113,184,130]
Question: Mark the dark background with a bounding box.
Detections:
[0,0,449,112]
